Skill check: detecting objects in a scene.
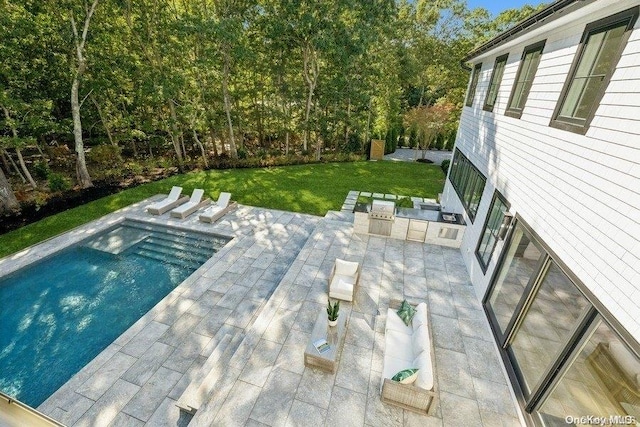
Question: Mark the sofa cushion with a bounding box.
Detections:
[332,273,356,286]
[332,278,353,293]
[397,300,417,326]
[383,354,413,381]
[384,329,413,361]
[412,303,427,330]
[412,324,430,357]
[392,368,419,384]
[335,259,358,276]
[386,308,413,335]
[412,351,434,390]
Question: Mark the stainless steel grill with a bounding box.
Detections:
[369,200,395,220]
[369,200,395,236]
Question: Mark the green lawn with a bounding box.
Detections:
[0,160,444,258]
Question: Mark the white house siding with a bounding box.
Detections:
[443,0,640,342]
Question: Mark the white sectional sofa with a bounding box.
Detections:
[381,299,437,414]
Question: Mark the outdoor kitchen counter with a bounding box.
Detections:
[353,206,466,247]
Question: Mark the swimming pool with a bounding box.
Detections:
[0,220,230,407]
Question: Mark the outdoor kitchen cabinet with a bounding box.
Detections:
[406,219,428,242]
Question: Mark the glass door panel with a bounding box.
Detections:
[536,316,640,425]
[486,222,544,337]
[507,261,591,396]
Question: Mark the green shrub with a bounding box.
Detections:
[48,172,71,192]
[236,148,248,159]
[88,144,122,167]
[396,197,414,208]
[441,159,451,175]
[32,161,51,180]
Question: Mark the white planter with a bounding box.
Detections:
[328,318,338,327]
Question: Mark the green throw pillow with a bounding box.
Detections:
[396,300,417,326]
[391,368,419,384]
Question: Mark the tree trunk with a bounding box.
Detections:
[71,72,93,188]
[15,148,36,188]
[192,129,208,168]
[90,95,120,160]
[70,1,99,189]
[0,166,20,214]
[285,131,289,156]
[209,127,219,157]
[222,49,237,158]
[1,106,37,188]
[168,100,184,163]
[3,149,26,183]
[302,43,318,152]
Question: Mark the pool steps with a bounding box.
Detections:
[121,220,228,270]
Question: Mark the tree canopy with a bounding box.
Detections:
[0,0,545,214]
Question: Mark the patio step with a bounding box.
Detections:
[176,331,244,416]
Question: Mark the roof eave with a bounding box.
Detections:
[462,0,593,63]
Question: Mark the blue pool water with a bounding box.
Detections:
[0,220,229,407]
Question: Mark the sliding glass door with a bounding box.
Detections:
[482,216,640,426]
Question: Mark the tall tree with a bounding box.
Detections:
[69,0,99,188]
[0,165,19,213]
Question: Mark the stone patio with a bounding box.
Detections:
[2,193,522,426]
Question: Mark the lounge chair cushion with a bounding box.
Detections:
[335,259,359,276]
[383,354,413,383]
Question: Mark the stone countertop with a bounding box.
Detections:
[395,208,466,225]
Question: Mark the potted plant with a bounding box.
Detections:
[327,299,340,327]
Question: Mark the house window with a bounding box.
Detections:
[551,7,638,134]
[476,193,509,272]
[483,216,640,424]
[483,54,508,112]
[448,149,485,222]
[465,63,482,107]
[505,41,545,118]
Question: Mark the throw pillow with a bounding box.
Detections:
[391,368,419,384]
[396,300,417,326]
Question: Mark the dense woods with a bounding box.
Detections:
[0,0,544,216]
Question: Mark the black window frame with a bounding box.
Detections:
[505,40,546,119]
[465,63,482,107]
[482,214,640,425]
[483,54,509,112]
[550,7,639,134]
[475,191,510,273]
[448,149,486,222]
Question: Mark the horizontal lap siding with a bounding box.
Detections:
[449,1,640,340]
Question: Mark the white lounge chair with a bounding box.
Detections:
[170,189,210,219]
[198,192,237,223]
[147,186,189,215]
[328,258,360,302]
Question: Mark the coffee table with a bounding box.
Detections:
[304,309,347,373]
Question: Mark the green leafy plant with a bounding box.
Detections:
[441,159,451,175]
[327,299,340,322]
[48,172,70,192]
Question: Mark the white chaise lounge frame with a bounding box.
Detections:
[170,189,210,219]
[198,192,237,223]
[146,186,189,215]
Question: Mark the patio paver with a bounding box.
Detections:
[7,192,523,426]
